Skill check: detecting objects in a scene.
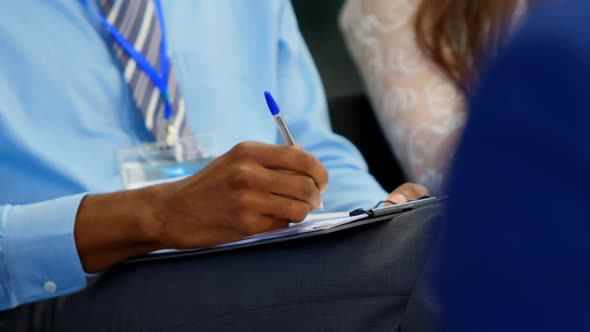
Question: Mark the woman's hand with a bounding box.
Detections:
[388,183,430,204]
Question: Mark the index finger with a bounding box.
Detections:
[389,183,430,201]
[230,142,329,193]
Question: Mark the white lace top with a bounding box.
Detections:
[340,0,526,194]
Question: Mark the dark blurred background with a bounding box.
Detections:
[292,0,406,192]
[292,0,363,98]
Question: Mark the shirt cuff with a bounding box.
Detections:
[2,194,87,307]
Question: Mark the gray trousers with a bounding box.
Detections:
[1,204,442,332]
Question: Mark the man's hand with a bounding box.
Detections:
[150,142,328,249]
[387,183,430,204]
[74,142,328,273]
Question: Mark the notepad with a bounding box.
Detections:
[127,196,443,263]
[151,212,368,255]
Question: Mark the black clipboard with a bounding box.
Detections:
[127,196,445,263]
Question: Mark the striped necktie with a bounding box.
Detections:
[99,0,192,145]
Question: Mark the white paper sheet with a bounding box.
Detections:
[151,212,368,255]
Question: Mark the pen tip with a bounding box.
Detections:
[264,91,281,116]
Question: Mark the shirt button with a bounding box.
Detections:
[44,281,57,293]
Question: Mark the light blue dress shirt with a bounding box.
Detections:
[0,0,387,309]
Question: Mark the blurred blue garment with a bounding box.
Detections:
[440,0,590,330]
[0,0,386,310]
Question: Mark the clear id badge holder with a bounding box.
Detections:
[117,135,218,190]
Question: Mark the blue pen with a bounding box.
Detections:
[264,91,325,211]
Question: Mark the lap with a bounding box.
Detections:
[10,204,443,332]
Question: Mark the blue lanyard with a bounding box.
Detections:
[82,0,173,120]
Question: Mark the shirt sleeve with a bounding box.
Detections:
[339,0,467,195]
[275,0,388,212]
[0,194,87,310]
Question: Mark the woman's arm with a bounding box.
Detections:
[340,0,467,194]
